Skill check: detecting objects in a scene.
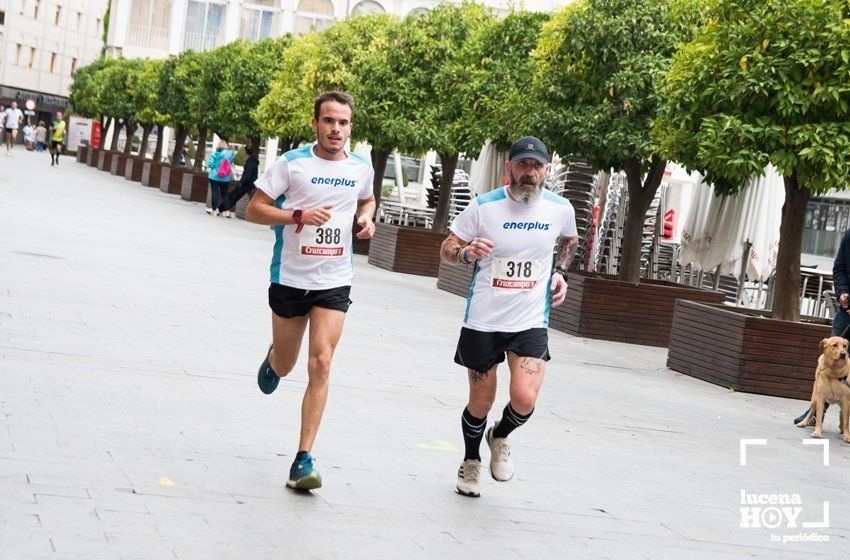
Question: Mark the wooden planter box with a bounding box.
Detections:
[159,165,185,195]
[548,273,727,347]
[76,146,88,163]
[141,161,165,187]
[86,148,98,166]
[124,157,144,182]
[110,154,128,176]
[97,150,114,171]
[367,222,444,277]
[667,301,831,400]
[235,189,251,219]
[181,171,209,202]
[437,260,475,297]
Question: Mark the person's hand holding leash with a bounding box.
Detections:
[462,237,494,263]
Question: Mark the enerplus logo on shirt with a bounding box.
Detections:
[502,221,551,231]
[310,176,357,188]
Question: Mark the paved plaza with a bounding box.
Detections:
[1,149,849,559]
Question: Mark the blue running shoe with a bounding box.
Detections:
[258,345,280,395]
[795,403,829,426]
[286,453,322,490]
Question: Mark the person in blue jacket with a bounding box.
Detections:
[206,139,235,216]
[795,228,850,425]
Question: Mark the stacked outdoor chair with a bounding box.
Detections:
[594,172,627,275]
[426,164,474,220]
[542,159,597,269]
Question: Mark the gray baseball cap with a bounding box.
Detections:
[509,136,549,164]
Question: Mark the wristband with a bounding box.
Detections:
[553,266,568,279]
[459,245,472,265]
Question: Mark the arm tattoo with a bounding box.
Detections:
[469,370,489,383]
[440,235,468,265]
[519,358,543,375]
[555,237,573,270]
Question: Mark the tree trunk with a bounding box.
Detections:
[99,116,112,151]
[123,120,135,156]
[153,124,165,162]
[250,136,261,158]
[110,119,122,151]
[618,156,666,282]
[772,173,809,322]
[431,152,459,233]
[171,124,188,166]
[193,127,208,172]
[370,149,391,206]
[138,124,152,158]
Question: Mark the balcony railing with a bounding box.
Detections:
[183,31,220,52]
[128,24,169,50]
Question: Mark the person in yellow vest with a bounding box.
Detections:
[48,111,66,166]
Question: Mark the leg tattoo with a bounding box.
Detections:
[519,358,543,376]
[469,370,489,384]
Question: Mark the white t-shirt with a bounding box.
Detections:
[255,144,374,290]
[450,186,578,333]
[4,108,23,129]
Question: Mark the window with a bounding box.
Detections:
[15,43,22,65]
[803,199,850,258]
[128,0,171,49]
[406,7,428,17]
[294,0,334,34]
[28,47,35,68]
[75,11,81,29]
[54,5,61,25]
[0,10,6,25]
[350,0,383,16]
[184,0,225,51]
[49,52,56,73]
[34,0,40,19]
[71,57,77,74]
[240,1,277,41]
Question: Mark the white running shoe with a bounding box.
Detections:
[205,207,213,214]
[456,459,481,497]
[213,209,220,217]
[224,210,233,218]
[486,423,515,481]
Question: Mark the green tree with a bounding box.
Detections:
[176,48,226,171]
[99,58,146,154]
[68,57,117,150]
[533,0,706,281]
[132,59,167,159]
[155,51,197,165]
[334,14,410,205]
[654,0,850,321]
[255,32,328,146]
[396,2,496,232]
[470,10,551,151]
[217,37,292,158]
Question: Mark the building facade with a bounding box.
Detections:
[0,0,108,124]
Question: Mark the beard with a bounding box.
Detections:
[508,173,543,204]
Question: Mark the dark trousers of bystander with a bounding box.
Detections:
[209,179,230,213]
[226,185,255,212]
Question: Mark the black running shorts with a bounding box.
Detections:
[454,327,550,373]
[268,283,352,318]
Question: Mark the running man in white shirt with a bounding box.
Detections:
[4,102,24,154]
[440,136,578,498]
[245,91,376,490]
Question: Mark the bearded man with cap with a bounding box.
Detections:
[439,136,579,498]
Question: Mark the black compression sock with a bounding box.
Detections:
[461,407,487,461]
[492,403,533,439]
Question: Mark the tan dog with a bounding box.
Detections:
[797,336,850,442]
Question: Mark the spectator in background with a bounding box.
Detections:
[35,121,47,152]
[205,139,235,217]
[222,145,259,218]
[179,145,189,167]
[22,123,35,150]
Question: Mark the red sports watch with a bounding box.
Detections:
[293,209,304,233]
